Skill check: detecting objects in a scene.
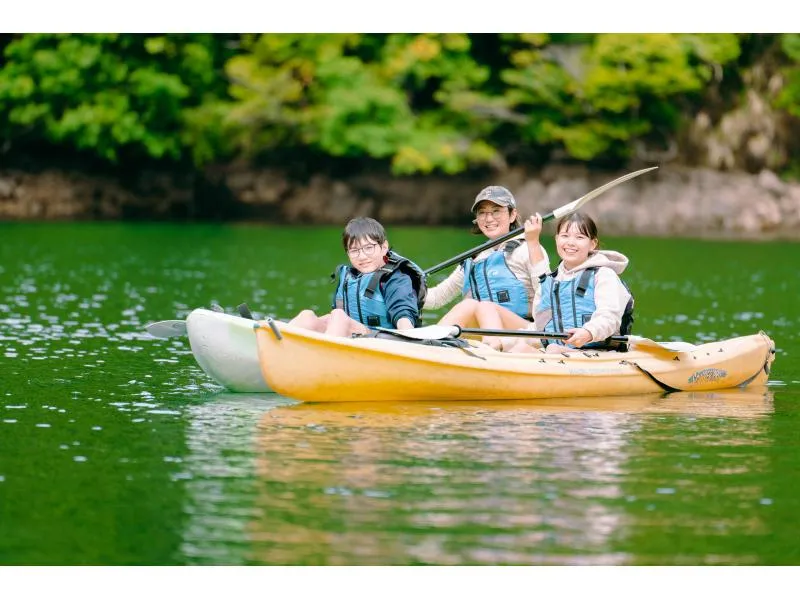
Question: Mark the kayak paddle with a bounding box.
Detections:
[145,303,255,338]
[146,320,187,338]
[423,166,659,277]
[378,324,695,356]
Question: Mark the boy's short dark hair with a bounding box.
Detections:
[342,217,387,250]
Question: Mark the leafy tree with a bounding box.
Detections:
[500,33,741,161]
[776,34,800,120]
[224,33,499,174]
[0,33,236,165]
[3,32,797,177]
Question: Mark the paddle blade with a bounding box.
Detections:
[376,325,460,341]
[146,320,187,338]
[424,167,659,277]
[628,335,695,355]
[550,166,659,221]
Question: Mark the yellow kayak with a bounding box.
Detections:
[254,319,775,403]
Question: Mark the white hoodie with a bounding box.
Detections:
[532,250,632,343]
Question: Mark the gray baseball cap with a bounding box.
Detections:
[471,186,516,212]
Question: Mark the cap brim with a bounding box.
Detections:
[471,198,513,211]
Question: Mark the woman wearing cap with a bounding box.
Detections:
[423,186,550,337]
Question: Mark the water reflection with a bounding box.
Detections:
[240,388,774,565]
[177,394,294,564]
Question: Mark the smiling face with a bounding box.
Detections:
[473,200,517,240]
[555,221,598,270]
[346,236,389,274]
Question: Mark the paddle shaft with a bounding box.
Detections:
[458,326,629,344]
[422,216,548,277]
[422,166,658,277]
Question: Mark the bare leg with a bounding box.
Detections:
[325,309,369,337]
[508,340,538,353]
[475,307,503,350]
[475,302,531,351]
[437,298,481,328]
[290,309,323,332]
[545,343,571,354]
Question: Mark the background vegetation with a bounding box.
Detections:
[1,33,799,177]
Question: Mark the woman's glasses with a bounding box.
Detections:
[347,243,379,258]
[475,208,507,221]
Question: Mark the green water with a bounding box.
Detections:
[1,222,798,565]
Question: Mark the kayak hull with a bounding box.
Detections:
[186,308,270,393]
[254,320,774,403]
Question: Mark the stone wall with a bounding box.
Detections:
[2,163,799,239]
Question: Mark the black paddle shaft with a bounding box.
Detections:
[422,209,556,277]
[458,326,629,344]
[421,167,658,277]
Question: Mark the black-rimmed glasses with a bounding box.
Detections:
[347,243,379,258]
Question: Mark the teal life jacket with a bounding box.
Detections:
[461,239,530,320]
[537,266,634,351]
[332,251,427,329]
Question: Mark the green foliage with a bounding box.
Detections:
[584,34,705,112]
[224,33,500,174]
[500,33,742,161]
[0,33,233,164]
[776,34,800,120]
[0,32,793,176]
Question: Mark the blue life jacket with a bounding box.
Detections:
[332,251,427,329]
[461,240,530,320]
[538,266,634,350]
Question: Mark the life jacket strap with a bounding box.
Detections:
[575,268,596,298]
[364,265,393,299]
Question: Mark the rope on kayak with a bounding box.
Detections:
[622,360,682,393]
[456,346,488,361]
[363,329,472,349]
[356,329,488,360]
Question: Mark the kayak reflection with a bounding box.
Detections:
[244,386,774,564]
[258,386,774,427]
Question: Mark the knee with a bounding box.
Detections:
[329,308,348,321]
[457,298,480,313]
[475,301,496,316]
[290,309,316,325]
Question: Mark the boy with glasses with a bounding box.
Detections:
[289,217,425,337]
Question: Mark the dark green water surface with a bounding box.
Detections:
[1,223,798,565]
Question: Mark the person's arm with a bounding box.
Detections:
[527,244,550,280]
[422,265,465,310]
[524,213,547,268]
[576,268,630,344]
[383,272,419,329]
[507,220,550,282]
[395,317,414,330]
